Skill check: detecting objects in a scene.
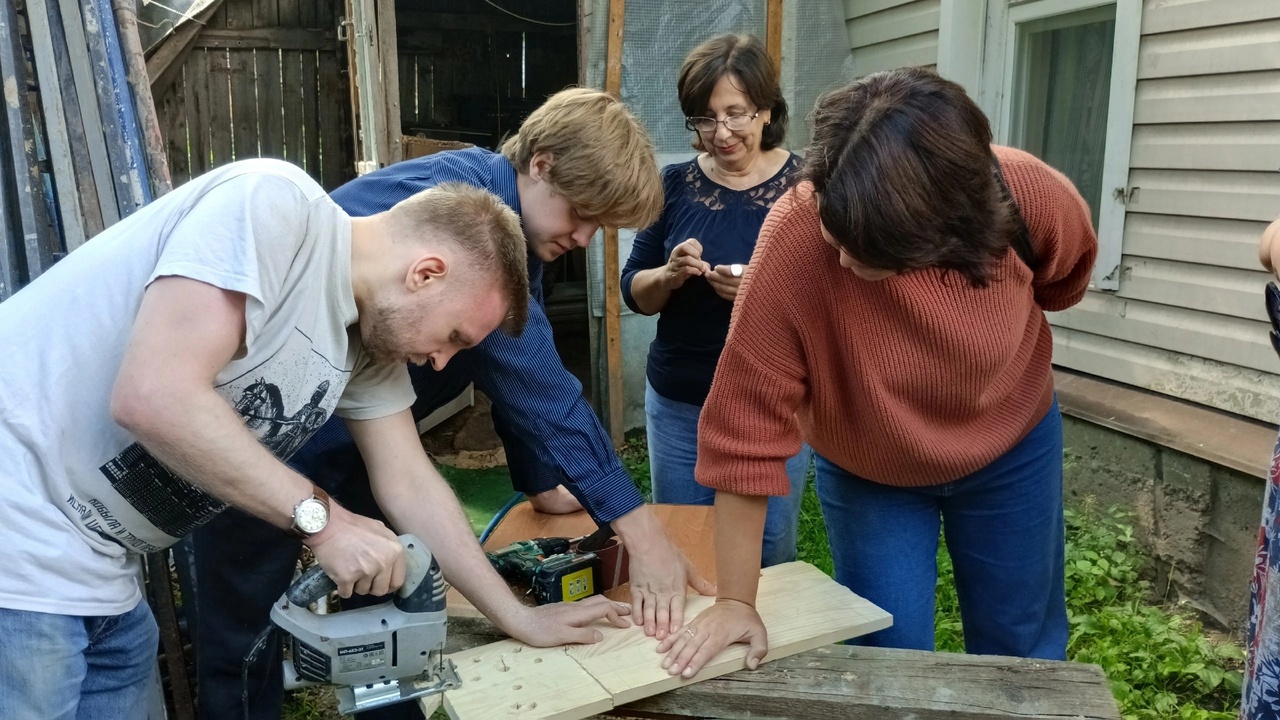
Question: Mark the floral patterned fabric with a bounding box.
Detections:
[1243,434,1280,719]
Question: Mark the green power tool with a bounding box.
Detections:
[486,537,604,604]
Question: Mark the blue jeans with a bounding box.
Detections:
[814,400,1067,659]
[645,381,812,567]
[0,600,158,720]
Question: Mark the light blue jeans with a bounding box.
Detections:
[645,380,812,567]
[0,600,158,720]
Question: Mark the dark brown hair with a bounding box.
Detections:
[678,34,788,152]
[804,67,1017,287]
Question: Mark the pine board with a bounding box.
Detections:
[438,562,892,720]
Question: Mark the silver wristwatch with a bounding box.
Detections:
[287,486,331,539]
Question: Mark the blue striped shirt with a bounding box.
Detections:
[292,147,642,523]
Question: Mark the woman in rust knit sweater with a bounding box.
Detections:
[657,68,1098,677]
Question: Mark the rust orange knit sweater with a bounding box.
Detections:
[695,146,1097,493]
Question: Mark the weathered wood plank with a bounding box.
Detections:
[398,54,414,125]
[146,0,226,93]
[277,0,299,27]
[252,0,278,29]
[225,0,255,29]
[194,28,337,50]
[375,0,401,164]
[415,54,434,126]
[257,49,284,158]
[317,48,349,188]
[160,75,191,186]
[301,50,321,177]
[394,10,577,35]
[281,51,305,164]
[25,0,86,251]
[612,645,1120,720]
[229,49,258,159]
[0,0,50,296]
[298,0,316,28]
[207,50,235,167]
[55,0,116,230]
[184,50,212,176]
[48,0,104,238]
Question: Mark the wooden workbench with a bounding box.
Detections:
[444,616,1120,720]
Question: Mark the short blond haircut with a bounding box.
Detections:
[501,88,662,229]
[386,182,530,336]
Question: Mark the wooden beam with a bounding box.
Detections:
[614,645,1121,719]
[193,28,337,50]
[766,0,782,76]
[602,0,626,448]
[394,10,576,35]
[376,0,401,164]
[56,0,116,229]
[146,0,226,93]
[26,0,87,251]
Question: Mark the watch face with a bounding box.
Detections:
[295,498,329,534]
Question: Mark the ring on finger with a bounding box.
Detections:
[684,627,696,640]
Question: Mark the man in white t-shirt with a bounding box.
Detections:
[0,159,631,719]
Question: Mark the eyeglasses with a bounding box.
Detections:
[684,112,760,134]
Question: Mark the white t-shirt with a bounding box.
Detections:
[0,159,413,616]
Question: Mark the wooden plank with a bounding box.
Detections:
[376,0,401,163]
[1130,122,1280,173]
[193,27,337,50]
[184,49,212,176]
[847,0,939,49]
[229,49,258,159]
[317,48,348,188]
[301,50,321,177]
[398,54,415,125]
[1142,0,1280,36]
[25,0,86,252]
[207,50,235,167]
[48,0,105,238]
[602,0,625,448]
[298,0,316,28]
[1126,169,1280,223]
[416,54,434,126]
[160,76,191,186]
[447,504,716,619]
[394,10,577,35]
[253,0,279,29]
[58,0,121,228]
[277,0,299,27]
[257,49,284,158]
[281,51,305,164]
[441,562,892,720]
[225,0,255,29]
[1134,72,1280,124]
[766,0,782,77]
[316,0,334,33]
[1137,18,1280,80]
[615,644,1120,720]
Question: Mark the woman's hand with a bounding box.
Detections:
[1259,217,1280,281]
[655,598,768,678]
[665,238,712,290]
[706,263,745,302]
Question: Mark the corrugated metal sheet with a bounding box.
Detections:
[845,0,939,77]
[1050,1,1280,421]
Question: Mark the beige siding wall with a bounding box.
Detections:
[1049,0,1280,421]
[845,0,939,76]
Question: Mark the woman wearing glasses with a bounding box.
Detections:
[657,67,1098,677]
[621,34,810,567]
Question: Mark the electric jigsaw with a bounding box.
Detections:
[270,534,461,716]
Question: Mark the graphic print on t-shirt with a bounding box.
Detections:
[95,327,350,544]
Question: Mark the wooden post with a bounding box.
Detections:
[375,0,401,164]
[766,0,783,76]
[602,0,626,448]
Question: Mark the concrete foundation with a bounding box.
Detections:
[1063,415,1264,633]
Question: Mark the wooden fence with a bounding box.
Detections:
[152,0,354,190]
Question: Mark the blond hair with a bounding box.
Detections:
[501,87,662,229]
[386,182,530,336]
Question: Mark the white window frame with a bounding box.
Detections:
[939,0,1141,291]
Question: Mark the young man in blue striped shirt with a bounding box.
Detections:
[187,88,716,720]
